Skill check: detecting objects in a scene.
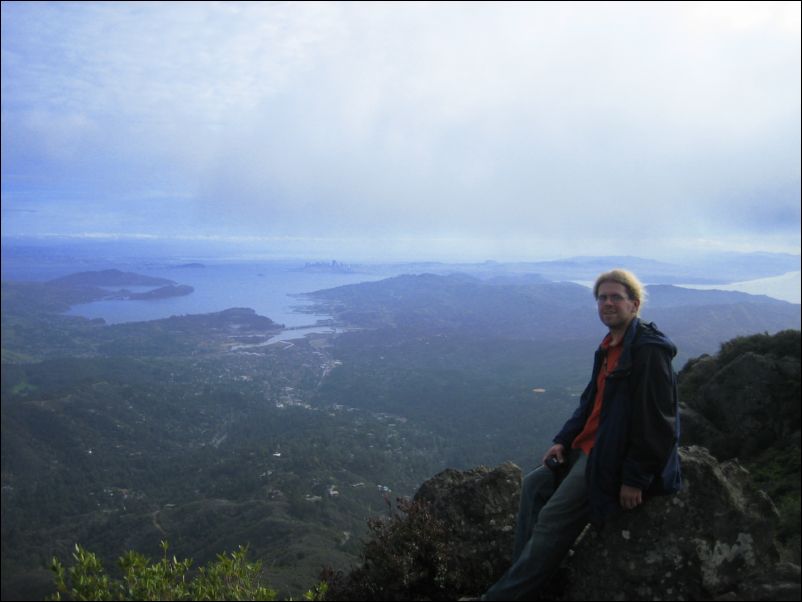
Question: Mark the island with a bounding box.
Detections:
[49,269,175,287]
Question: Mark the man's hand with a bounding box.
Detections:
[619,484,642,510]
[542,443,565,465]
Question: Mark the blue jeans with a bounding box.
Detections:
[483,449,590,601]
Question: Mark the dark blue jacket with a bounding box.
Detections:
[553,318,681,525]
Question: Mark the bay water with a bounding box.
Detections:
[7,258,386,339]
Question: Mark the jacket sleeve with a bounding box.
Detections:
[554,405,587,448]
[621,344,678,490]
[553,379,594,448]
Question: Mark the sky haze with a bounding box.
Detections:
[2,1,800,261]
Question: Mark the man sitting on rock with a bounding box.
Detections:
[483,269,682,601]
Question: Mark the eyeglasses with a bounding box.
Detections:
[597,293,629,304]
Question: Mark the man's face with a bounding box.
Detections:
[597,281,640,331]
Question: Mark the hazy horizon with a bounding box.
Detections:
[2,2,800,262]
[3,233,800,304]
[3,231,801,265]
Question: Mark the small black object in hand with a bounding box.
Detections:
[544,456,570,484]
[545,456,563,470]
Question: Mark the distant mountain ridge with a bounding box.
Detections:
[345,252,801,286]
[644,283,789,307]
[309,273,801,365]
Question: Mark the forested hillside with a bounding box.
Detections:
[2,272,800,599]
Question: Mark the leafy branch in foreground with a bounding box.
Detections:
[48,540,327,601]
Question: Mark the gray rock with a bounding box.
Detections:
[337,445,799,600]
[403,447,800,601]
[564,446,798,601]
[413,462,521,595]
[679,349,801,460]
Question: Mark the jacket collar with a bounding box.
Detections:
[603,317,641,375]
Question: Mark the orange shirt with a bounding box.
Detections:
[572,335,623,455]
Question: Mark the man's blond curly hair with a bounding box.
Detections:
[593,269,646,315]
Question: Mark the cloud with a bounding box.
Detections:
[2,1,800,258]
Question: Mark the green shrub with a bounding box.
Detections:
[48,540,326,601]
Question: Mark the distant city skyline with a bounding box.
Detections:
[2,1,800,262]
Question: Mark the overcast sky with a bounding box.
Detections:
[2,1,800,261]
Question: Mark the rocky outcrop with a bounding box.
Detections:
[679,345,801,460]
[324,463,522,601]
[412,462,521,594]
[677,331,801,566]
[683,352,800,458]
[564,446,800,601]
[380,447,800,601]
